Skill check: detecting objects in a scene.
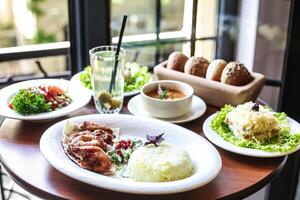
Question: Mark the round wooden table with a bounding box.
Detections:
[0,98,286,200]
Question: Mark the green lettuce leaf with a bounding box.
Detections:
[79,66,92,90]
[124,62,151,92]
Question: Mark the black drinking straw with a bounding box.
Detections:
[109,15,127,93]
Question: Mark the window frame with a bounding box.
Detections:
[267,1,300,199]
[110,0,219,66]
[68,0,111,74]
[0,0,281,88]
[0,42,69,62]
[0,41,71,86]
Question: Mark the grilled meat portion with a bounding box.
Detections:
[64,121,114,174]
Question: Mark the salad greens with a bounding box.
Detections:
[108,139,142,168]
[211,105,300,152]
[79,66,92,89]
[79,63,151,92]
[11,89,51,115]
[124,62,151,92]
[10,86,72,115]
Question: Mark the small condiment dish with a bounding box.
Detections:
[141,80,193,118]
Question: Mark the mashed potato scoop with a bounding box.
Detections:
[124,143,194,182]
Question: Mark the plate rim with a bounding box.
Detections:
[0,79,91,121]
[127,94,207,124]
[203,113,300,157]
[40,114,222,194]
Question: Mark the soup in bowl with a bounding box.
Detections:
[141,80,193,118]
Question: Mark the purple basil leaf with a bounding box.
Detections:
[144,133,165,147]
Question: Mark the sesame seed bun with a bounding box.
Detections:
[184,56,210,77]
[221,61,253,86]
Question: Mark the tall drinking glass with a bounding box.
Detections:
[89,46,125,114]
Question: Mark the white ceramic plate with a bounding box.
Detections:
[127,95,207,124]
[203,113,300,157]
[70,72,92,96]
[40,114,221,194]
[71,71,152,97]
[0,79,91,121]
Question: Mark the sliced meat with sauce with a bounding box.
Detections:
[63,121,115,174]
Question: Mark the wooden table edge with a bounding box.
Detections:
[0,152,287,200]
[0,100,288,199]
[0,155,66,200]
[218,155,287,200]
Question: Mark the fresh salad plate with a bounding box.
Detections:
[71,72,149,97]
[203,103,300,157]
[128,95,207,124]
[0,79,91,121]
[71,63,153,97]
[40,114,221,194]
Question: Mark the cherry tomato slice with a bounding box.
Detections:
[8,103,13,109]
[47,86,64,96]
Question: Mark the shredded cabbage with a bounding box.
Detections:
[211,105,300,152]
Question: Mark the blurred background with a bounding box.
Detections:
[0,0,298,200]
[0,0,290,110]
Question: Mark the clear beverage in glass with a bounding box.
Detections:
[89,46,125,114]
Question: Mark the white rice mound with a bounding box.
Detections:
[124,143,193,182]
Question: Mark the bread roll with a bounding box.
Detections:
[206,59,227,81]
[184,57,210,77]
[221,61,253,86]
[166,52,188,72]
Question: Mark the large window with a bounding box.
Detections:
[0,0,289,111]
[0,0,218,85]
[110,0,218,66]
[0,0,69,85]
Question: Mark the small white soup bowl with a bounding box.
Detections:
[141,80,193,118]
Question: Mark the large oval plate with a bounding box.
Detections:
[40,114,222,194]
[0,79,91,121]
[203,113,300,157]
